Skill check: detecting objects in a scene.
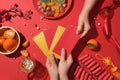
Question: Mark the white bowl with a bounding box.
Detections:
[0,26,20,55]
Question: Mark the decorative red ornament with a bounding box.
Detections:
[98,0,120,53]
[99,0,120,19]
[0,4,33,24]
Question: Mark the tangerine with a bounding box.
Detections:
[0,37,5,46]
[0,28,7,36]
[87,39,98,50]
[3,38,18,51]
[3,29,16,39]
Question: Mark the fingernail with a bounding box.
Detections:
[50,54,54,58]
[62,48,65,52]
[76,31,79,35]
[69,53,72,57]
[61,48,66,55]
[80,35,83,38]
[46,58,49,62]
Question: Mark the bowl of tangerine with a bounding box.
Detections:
[0,26,20,55]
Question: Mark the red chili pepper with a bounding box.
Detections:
[99,7,113,19]
[103,17,112,39]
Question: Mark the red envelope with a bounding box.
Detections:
[53,26,80,56]
[44,27,58,49]
[33,26,80,59]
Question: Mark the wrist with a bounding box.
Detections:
[59,73,69,80]
[80,10,89,17]
[50,76,58,80]
[50,73,58,80]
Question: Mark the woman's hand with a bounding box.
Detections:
[58,48,73,80]
[46,54,58,80]
[76,0,98,38]
[76,12,91,38]
[46,48,73,80]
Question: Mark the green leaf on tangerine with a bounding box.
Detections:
[86,43,97,49]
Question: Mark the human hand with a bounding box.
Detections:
[76,10,91,38]
[76,0,98,38]
[58,48,73,80]
[46,54,58,80]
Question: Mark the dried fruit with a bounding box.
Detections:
[38,0,67,17]
[22,40,30,48]
[59,7,65,13]
[62,3,67,8]
[46,6,51,11]
[52,0,58,4]
[20,49,29,57]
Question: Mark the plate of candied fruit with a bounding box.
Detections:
[33,0,72,19]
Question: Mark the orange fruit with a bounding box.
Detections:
[3,30,16,39]
[0,37,5,46]
[3,38,18,51]
[0,28,7,36]
[87,39,98,50]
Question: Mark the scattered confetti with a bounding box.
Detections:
[34,24,38,27]
[40,16,44,20]
[31,32,34,35]
[97,22,101,26]
[36,26,40,30]
[44,28,47,31]
[23,23,27,26]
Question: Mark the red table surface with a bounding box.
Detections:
[0,0,120,80]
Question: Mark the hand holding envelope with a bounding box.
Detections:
[33,25,80,59]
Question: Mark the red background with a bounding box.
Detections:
[0,0,120,80]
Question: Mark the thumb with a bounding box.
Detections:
[76,23,83,35]
[67,54,73,65]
